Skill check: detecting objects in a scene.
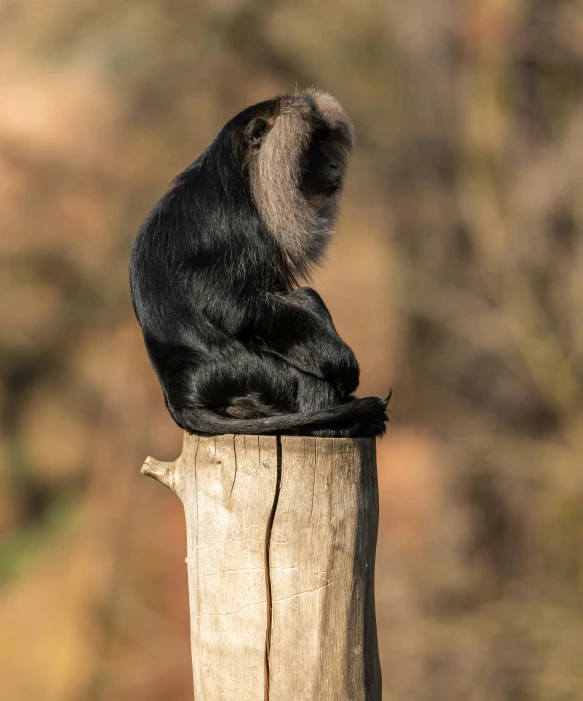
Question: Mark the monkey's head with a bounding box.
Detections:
[219,90,355,281]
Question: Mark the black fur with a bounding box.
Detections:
[129,94,389,437]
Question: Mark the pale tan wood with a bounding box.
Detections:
[141,456,179,493]
[268,437,381,700]
[142,433,381,701]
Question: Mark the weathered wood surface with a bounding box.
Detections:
[142,433,381,701]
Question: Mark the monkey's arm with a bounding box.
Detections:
[249,288,360,396]
[287,286,335,325]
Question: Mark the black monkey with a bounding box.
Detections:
[130,89,389,437]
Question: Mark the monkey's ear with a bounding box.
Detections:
[244,118,269,149]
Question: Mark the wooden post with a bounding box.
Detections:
[142,434,382,700]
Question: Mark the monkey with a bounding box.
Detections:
[129,89,390,437]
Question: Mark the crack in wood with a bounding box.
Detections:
[273,581,333,604]
[264,436,282,701]
[230,435,238,497]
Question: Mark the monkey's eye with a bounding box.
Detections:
[244,118,269,149]
[313,125,330,145]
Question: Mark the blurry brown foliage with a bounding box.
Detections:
[1,0,583,699]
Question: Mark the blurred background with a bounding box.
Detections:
[1,0,583,699]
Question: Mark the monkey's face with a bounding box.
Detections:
[299,125,345,208]
[240,90,354,275]
[240,91,353,203]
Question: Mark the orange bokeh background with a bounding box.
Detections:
[2,2,583,699]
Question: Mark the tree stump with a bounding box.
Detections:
[142,434,381,700]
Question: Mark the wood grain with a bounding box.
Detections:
[268,437,381,701]
[142,433,381,701]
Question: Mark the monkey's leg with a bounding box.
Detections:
[159,344,387,437]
